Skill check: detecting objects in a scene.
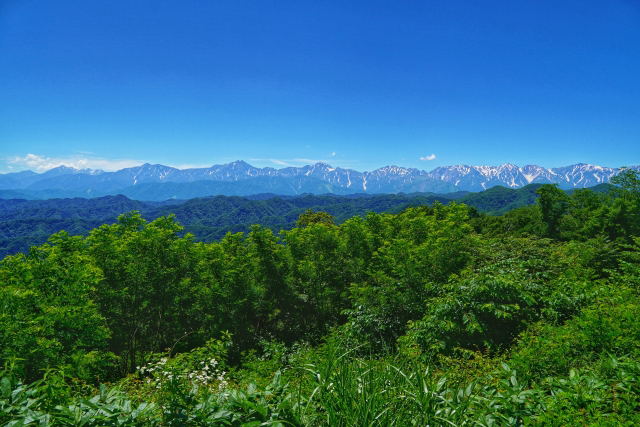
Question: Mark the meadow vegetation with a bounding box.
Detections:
[1,169,639,426]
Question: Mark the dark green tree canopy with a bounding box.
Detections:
[295,209,336,227]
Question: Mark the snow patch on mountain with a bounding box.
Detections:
[2,161,638,195]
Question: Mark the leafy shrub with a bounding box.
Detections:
[400,269,538,359]
[510,286,640,381]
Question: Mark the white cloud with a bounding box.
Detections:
[249,158,343,168]
[250,158,321,166]
[171,163,215,170]
[249,158,296,167]
[7,153,146,172]
[330,152,336,157]
[420,154,437,161]
[271,159,296,166]
[292,158,326,164]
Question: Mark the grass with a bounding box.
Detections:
[3,340,640,426]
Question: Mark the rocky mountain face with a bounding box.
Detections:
[550,164,620,188]
[0,161,637,200]
[428,164,529,191]
[428,163,630,191]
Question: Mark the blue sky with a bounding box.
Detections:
[1,0,639,173]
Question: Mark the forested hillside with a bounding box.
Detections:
[0,184,597,258]
[0,192,450,257]
[1,171,639,426]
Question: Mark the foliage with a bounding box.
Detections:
[2,180,640,424]
[86,212,200,374]
[0,232,114,382]
[536,184,570,238]
[0,185,588,258]
[295,209,335,227]
[344,203,476,349]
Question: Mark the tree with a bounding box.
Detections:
[611,167,640,199]
[0,232,113,381]
[536,184,569,238]
[87,212,198,373]
[603,168,640,242]
[282,221,349,341]
[345,204,478,350]
[295,209,335,227]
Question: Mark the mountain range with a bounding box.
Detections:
[0,161,636,201]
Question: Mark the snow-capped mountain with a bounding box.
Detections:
[428,164,532,191]
[0,161,637,199]
[428,163,630,191]
[550,164,618,188]
[520,165,556,184]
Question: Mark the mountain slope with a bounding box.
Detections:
[0,161,637,198]
[458,184,543,214]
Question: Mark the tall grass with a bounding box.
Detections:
[295,339,479,426]
[292,341,640,426]
[3,347,640,426]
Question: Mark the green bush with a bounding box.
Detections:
[510,286,640,381]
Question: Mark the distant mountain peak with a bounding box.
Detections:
[41,165,97,176]
[2,160,638,197]
[47,165,78,172]
[375,165,414,175]
[230,160,251,167]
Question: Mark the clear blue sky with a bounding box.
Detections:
[1,0,639,173]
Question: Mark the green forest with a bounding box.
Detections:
[0,182,565,259]
[1,169,639,426]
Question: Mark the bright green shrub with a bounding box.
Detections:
[510,286,640,381]
[0,232,114,382]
